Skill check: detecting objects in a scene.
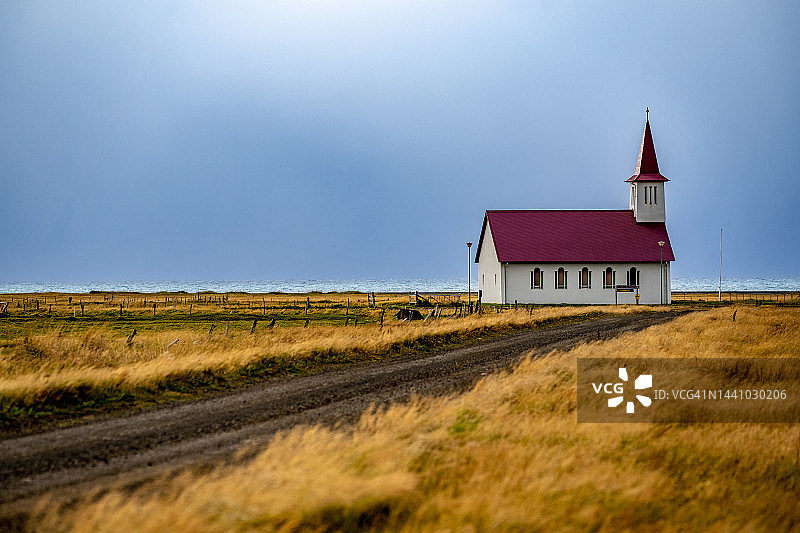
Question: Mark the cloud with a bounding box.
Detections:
[1,1,799,280]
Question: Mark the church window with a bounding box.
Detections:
[579,267,591,289]
[627,267,639,287]
[555,268,567,289]
[531,268,543,289]
[603,267,615,289]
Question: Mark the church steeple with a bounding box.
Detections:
[635,115,659,174]
[627,108,668,182]
[627,109,668,223]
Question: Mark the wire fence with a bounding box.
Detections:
[671,291,800,303]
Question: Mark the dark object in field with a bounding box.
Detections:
[126,330,137,345]
[395,308,423,321]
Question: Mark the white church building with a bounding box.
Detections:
[475,116,675,305]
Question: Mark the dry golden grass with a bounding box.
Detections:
[29,306,800,532]
[0,305,656,405]
[0,291,406,312]
[671,291,799,303]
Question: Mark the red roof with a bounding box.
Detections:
[475,210,675,263]
[626,119,669,182]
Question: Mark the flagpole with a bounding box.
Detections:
[719,228,723,302]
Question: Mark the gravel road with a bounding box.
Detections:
[0,311,685,523]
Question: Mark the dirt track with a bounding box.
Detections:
[0,311,685,522]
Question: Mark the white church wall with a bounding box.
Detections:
[633,181,666,223]
[476,223,503,304]
[483,262,669,305]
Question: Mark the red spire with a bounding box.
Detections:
[635,119,659,174]
[626,110,669,182]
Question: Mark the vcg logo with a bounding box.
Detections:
[591,367,653,414]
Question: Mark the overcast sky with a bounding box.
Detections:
[2,1,798,282]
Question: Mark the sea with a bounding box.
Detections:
[0,277,797,294]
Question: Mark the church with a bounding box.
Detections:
[475,114,675,305]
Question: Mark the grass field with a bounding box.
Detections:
[671,290,799,303]
[0,291,411,340]
[26,305,800,532]
[0,292,664,434]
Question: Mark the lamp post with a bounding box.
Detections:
[719,228,723,302]
[658,241,665,305]
[467,242,473,311]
